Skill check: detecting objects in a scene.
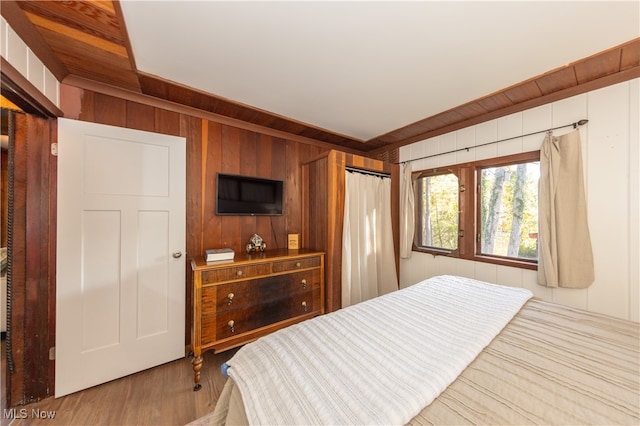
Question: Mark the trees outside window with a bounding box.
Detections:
[412,151,540,270]
[479,161,539,261]
[415,172,458,252]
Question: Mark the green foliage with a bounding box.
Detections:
[416,173,458,250]
[480,162,539,259]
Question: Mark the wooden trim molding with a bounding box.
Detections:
[61,75,366,156]
[1,58,63,118]
[5,112,57,407]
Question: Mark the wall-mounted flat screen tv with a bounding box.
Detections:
[216,173,284,215]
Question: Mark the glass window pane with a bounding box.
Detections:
[479,161,539,260]
[415,173,458,251]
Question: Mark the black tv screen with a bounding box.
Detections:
[216,173,284,215]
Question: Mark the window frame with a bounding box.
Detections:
[412,151,540,270]
[412,168,461,255]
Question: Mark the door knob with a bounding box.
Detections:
[172,251,183,259]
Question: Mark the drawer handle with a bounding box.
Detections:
[295,262,301,268]
[227,292,234,305]
[302,301,308,312]
[228,320,235,333]
[301,279,307,289]
[236,270,243,277]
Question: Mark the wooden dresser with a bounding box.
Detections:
[190,248,324,390]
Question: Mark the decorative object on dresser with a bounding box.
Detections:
[287,233,299,250]
[190,248,324,391]
[204,247,235,262]
[245,233,266,253]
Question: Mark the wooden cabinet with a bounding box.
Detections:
[190,249,324,390]
[302,150,399,313]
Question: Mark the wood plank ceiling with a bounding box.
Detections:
[4,0,640,161]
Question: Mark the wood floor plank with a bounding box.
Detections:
[2,345,237,426]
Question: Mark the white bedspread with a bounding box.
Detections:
[224,275,532,425]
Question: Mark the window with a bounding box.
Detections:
[413,151,540,269]
[415,171,459,252]
[478,160,539,261]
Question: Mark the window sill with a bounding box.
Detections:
[471,254,538,271]
[411,247,538,271]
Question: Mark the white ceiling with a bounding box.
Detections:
[120,1,640,141]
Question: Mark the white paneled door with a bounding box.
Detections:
[55,119,186,397]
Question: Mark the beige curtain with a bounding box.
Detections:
[538,130,594,288]
[400,163,415,258]
[342,171,398,307]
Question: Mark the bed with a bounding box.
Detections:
[192,275,639,425]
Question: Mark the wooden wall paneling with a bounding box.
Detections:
[24,114,52,400]
[302,154,328,258]
[239,128,258,174]
[266,137,287,249]
[156,108,182,137]
[126,101,155,132]
[255,134,275,248]
[6,112,55,406]
[248,133,292,251]
[93,92,126,127]
[219,125,242,253]
[284,139,302,245]
[7,111,27,407]
[300,157,309,252]
[184,115,204,349]
[302,151,348,311]
[327,151,346,312]
[201,120,222,254]
[293,142,326,239]
[257,133,274,176]
[238,128,258,249]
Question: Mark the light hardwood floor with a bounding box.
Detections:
[2,341,237,426]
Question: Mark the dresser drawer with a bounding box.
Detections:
[215,288,321,340]
[272,256,321,273]
[209,270,321,313]
[201,263,271,283]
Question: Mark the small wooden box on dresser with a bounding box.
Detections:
[190,248,325,390]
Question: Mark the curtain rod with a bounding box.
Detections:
[398,119,588,165]
[345,166,391,178]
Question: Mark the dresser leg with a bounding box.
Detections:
[192,355,203,391]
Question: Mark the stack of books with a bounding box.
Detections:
[204,248,235,263]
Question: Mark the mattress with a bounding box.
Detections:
[192,280,639,425]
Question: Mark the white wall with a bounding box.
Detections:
[399,79,640,322]
[1,17,60,107]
